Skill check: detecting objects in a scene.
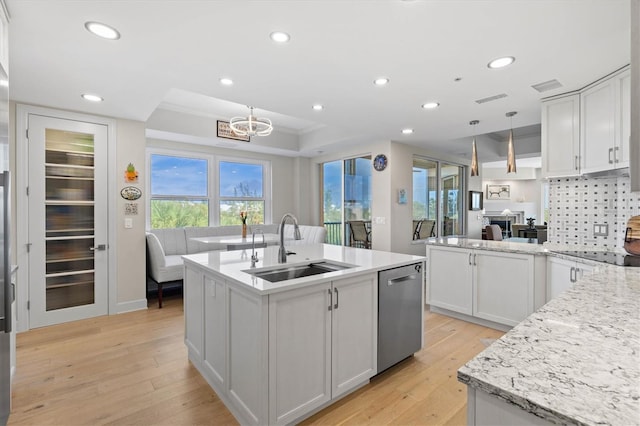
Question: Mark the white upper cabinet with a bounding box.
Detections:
[580,67,630,174]
[541,94,581,177]
[541,66,630,178]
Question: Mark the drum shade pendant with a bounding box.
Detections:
[506,111,517,173]
[229,106,273,137]
[469,120,479,176]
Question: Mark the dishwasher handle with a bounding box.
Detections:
[387,274,418,286]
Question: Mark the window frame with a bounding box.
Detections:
[146,148,271,229]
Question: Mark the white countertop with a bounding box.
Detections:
[190,233,282,245]
[182,243,425,295]
[448,239,640,425]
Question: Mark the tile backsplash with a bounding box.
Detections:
[548,175,640,248]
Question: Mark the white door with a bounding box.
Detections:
[27,114,109,327]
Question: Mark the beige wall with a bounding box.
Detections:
[116,119,147,307]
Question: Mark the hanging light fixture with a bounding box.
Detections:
[229,106,273,137]
[505,111,517,173]
[469,120,479,176]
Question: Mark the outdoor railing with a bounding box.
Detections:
[323,220,372,247]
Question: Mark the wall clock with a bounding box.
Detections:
[373,154,387,171]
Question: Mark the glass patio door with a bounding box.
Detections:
[322,156,372,247]
[28,114,109,327]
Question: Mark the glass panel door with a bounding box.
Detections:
[321,156,372,248]
[28,115,109,327]
[441,163,463,236]
[44,129,96,311]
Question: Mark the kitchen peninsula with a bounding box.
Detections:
[422,237,640,425]
[182,243,425,426]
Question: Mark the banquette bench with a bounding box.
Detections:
[146,224,327,307]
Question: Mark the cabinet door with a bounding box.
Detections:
[427,247,472,315]
[581,78,615,173]
[546,257,574,301]
[202,274,226,388]
[331,274,376,399]
[184,266,204,362]
[615,69,631,167]
[541,94,580,177]
[473,251,534,327]
[268,283,331,425]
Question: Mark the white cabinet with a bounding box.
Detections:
[184,261,377,426]
[427,246,473,315]
[546,257,595,301]
[580,68,631,174]
[427,246,545,328]
[0,1,8,73]
[268,274,376,425]
[541,94,581,177]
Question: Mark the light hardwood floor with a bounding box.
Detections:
[8,292,503,426]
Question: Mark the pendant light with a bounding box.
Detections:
[505,111,517,173]
[469,120,479,176]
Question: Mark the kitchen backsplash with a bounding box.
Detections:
[548,175,640,248]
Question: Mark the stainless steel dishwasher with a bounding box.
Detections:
[377,262,423,374]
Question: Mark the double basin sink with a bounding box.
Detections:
[246,261,354,282]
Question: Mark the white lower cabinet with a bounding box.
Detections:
[268,274,377,425]
[546,257,595,301]
[427,246,546,328]
[184,263,377,426]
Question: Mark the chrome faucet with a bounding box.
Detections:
[278,213,302,263]
[250,228,264,268]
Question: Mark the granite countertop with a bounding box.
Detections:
[421,236,550,255]
[458,263,640,425]
[182,243,425,295]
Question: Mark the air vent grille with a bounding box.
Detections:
[475,93,507,104]
[531,79,563,92]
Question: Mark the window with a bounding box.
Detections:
[218,160,265,225]
[148,150,270,229]
[149,153,209,228]
[412,156,465,237]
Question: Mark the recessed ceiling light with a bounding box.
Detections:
[421,102,439,109]
[270,31,290,43]
[488,56,515,69]
[84,21,121,40]
[81,93,103,102]
[312,104,324,111]
[219,78,234,86]
[402,128,414,135]
[374,77,390,86]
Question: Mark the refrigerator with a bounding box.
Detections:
[0,62,12,426]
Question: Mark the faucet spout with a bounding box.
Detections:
[251,228,264,268]
[278,213,301,263]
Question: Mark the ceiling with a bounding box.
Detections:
[5,0,631,160]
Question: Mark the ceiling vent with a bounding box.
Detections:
[531,79,563,92]
[475,93,507,104]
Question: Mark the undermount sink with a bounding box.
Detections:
[246,261,354,282]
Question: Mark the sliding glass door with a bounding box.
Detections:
[322,156,372,247]
[413,156,465,238]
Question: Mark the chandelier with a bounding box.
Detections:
[229,106,273,137]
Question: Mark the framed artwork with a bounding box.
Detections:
[469,190,483,211]
[217,120,250,142]
[486,184,510,200]
[398,188,407,204]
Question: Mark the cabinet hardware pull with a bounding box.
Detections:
[334,288,339,310]
[615,146,619,163]
[570,266,575,283]
[327,288,332,311]
[89,244,106,251]
[574,155,578,171]
[468,253,472,265]
[608,148,613,164]
[473,253,477,266]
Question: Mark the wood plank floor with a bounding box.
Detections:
[8,292,504,425]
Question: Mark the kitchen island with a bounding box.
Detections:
[182,243,424,426]
[420,238,640,425]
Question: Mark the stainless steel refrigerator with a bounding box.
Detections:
[0,62,12,426]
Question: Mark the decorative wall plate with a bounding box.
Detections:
[120,186,142,200]
[373,154,387,171]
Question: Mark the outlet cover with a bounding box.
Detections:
[593,223,608,237]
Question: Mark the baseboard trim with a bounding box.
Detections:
[116,299,148,314]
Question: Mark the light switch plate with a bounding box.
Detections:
[124,218,133,229]
[593,223,608,237]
